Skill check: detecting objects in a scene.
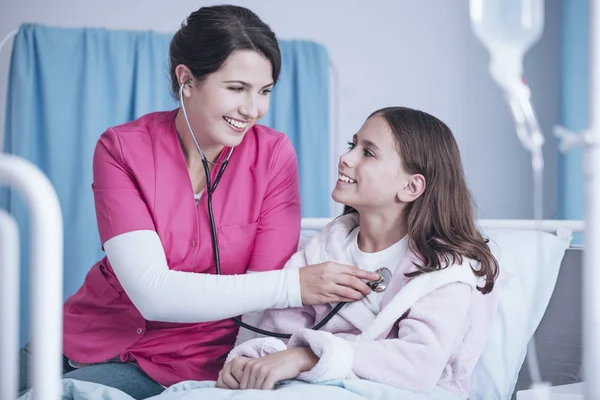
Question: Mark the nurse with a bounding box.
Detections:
[18,4,380,400]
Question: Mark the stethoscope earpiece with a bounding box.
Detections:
[178,80,193,93]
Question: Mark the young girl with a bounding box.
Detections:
[216,106,502,399]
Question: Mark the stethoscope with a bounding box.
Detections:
[179,81,391,339]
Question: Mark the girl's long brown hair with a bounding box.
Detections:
[345,107,498,294]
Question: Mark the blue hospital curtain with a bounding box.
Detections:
[558,1,588,241]
[260,41,330,218]
[1,24,176,346]
[1,24,330,345]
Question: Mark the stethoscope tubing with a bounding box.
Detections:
[179,83,387,339]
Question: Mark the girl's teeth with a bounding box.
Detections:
[338,174,356,183]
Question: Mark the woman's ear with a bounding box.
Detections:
[397,174,426,203]
[175,64,194,97]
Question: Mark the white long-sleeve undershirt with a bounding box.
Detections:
[103,230,302,323]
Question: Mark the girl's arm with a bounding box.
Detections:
[287,282,473,392]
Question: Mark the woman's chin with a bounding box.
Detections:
[220,134,245,148]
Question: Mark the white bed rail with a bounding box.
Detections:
[585,2,600,397]
[0,154,64,400]
[0,209,20,400]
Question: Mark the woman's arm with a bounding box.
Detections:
[93,129,302,323]
[95,129,376,323]
[105,231,301,322]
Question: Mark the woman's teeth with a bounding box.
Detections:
[338,174,356,183]
[224,117,249,130]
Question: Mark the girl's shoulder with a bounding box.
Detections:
[301,213,359,256]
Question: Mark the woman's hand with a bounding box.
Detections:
[299,261,381,304]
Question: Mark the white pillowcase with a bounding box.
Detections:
[469,228,571,399]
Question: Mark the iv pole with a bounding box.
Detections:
[556,1,600,397]
[582,0,600,397]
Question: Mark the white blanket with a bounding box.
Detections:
[19,378,463,400]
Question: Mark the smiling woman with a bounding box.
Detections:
[16,5,381,400]
[174,50,276,165]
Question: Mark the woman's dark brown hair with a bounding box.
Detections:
[345,107,499,294]
[169,5,281,98]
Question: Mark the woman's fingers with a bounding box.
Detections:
[335,274,372,296]
[328,284,364,302]
[299,262,382,305]
[335,263,380,282]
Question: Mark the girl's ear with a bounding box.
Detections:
[397,174,426,202]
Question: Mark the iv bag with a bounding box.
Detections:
[470,0,544,91]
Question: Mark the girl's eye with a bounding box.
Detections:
[347,141,374,157]
[261,89,272,95]
[229,87,244,92]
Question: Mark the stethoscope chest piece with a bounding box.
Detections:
[368,267,392,293]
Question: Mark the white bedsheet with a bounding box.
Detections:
[19,378,462,400]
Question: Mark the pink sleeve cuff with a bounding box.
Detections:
[288,329,354,382]
[225,337,287,363]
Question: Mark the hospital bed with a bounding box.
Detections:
[0,161,586,399]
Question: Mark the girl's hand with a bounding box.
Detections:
[216,356,252,389]
[237,348,318,390]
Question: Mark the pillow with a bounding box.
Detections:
[469,228,571,400]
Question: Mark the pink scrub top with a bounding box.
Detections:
[62,109,302,386]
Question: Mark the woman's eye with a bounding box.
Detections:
[347,141,356,150]
[229,87,244,92]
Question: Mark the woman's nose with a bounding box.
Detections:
[239,94,259,120]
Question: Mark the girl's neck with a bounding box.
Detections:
[357,208,407,253]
